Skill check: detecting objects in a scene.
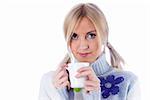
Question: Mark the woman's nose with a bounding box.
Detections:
[79,39,89,50]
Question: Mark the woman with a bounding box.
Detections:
[39,3,140,100]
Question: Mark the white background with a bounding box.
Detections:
[0,0,149,100]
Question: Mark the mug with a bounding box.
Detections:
[67,62,89,88]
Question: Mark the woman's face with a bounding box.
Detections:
[70,17,102,63]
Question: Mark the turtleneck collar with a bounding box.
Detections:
[90,53,113,76]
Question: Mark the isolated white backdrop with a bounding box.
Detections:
[0,0,149,100]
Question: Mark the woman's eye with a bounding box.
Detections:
[71,33,78,40]
[86,32,96,39]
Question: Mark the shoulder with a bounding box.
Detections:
[40,71,55,86]
[110,68,139,91]
[112,69,141,99]
[42,71,55,80]
[102,68,139,88]
[113,69,138,83]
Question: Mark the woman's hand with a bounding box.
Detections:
[76,66,100,92]
[53,64,70,89]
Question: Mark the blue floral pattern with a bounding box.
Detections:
[98,75,124,98]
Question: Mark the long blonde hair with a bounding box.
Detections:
[60,3,124,69]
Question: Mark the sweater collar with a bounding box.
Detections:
[90,53,112,76]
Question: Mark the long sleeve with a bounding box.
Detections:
[38,71,63,100]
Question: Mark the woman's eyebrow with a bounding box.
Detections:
[87,30,96,33]
[72,30,96,35]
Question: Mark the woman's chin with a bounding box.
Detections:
[76,58,94,63]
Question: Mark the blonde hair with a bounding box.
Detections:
[60,3,124,69]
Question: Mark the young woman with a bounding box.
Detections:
[39,3,140,100]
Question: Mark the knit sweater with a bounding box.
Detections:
[38,53,140,100]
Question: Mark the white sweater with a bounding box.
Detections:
[39,54,140,100]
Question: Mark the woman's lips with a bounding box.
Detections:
[78,52,91,57]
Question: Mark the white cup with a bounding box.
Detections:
[67,62,89,88]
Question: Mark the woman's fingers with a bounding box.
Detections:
[77,66,92,72]
[76,70,92,77]
[75,66,100,92]
[85,80,100,88]
[54,69,68,84]
[84,80,100,92]
[85,80,99,86]
[58,76,68,84]
[76,67,96,80]
[60,81,70,88]
[55,64,67,75]
[53,64,70,89]
[55,64,68,81]
[55,69,65,81]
